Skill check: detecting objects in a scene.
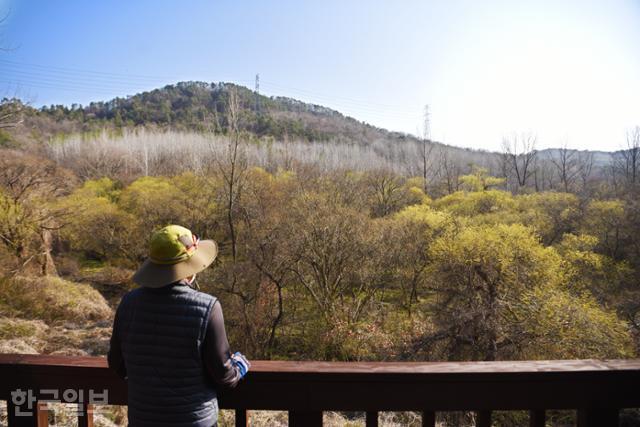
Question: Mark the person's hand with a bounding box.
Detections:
[231,352,250,379]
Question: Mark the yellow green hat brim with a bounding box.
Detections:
[132,240,218,288]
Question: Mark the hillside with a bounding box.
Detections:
[15,81,419,145]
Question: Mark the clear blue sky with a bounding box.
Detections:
[1,0,639,151]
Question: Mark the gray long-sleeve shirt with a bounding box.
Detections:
[108,293,242,388]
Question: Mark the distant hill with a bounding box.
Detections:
[537,148,614,168]
[31,81,422,145]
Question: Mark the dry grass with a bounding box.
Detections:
[0,316,49,340]
[0,403,124,427]
[44,323,113,356]
[0,337,40,353]
[0,317,49,353]
[0,275,113,355]
[216,410,427,427]
[0,315,112,355]
[0,275,113,323]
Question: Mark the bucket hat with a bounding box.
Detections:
[133,225,218,288]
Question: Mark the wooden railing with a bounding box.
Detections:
[1,354,639,427]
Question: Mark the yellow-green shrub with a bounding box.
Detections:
[432,189,516,218]
[518,284,633,359]
[515,192,581,245]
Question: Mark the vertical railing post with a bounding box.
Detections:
[422,410,436,427]
[577,408,619,427]
[366,411,378,427]
[476,410,492,427]
[235,409,248,427]
[6,400,48,427]
[78,403,94,427]
[529,409,545,427]
[289,410,322,427]
[36,403,48,427]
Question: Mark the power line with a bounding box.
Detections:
[259,81,421,119]
[0,78,123,97]
[261,88,419,118]
[0,68,155,92]
[261,79,417,112]
[0,59,417,114]
[0,58,174,82]
[0,76,144,96]
[0,64,162,88]
[0,59,423,122]
[0,59,254,89]
[0,59,416,114]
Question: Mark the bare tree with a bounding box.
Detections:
[549,142,580,192]
[287,197,381,329]
[501,133,538,190]
[619,126,640,186]
[75,140,127,180]
[606,158,622,194]
[45,128,612,195]
[437,147,462,195]
[576,150,594,192]
[236,172,302,356]
[0,151,74,275]
[536,156,556,191]
[496,150,511,190]
[366,169,405,217]
[217,87,247,262]
[0,98,24,130]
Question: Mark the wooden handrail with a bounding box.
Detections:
[1,354,639,426]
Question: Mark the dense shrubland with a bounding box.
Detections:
[1,142,638,362]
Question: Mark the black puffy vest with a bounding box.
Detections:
[114,283,218,427]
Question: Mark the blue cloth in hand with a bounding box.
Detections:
[231,352,250,378]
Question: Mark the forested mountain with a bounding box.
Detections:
[21,81,417,144]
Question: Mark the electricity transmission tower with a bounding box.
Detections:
[421,104,432,192]
[423,105,431,141]
[255,73,260,114]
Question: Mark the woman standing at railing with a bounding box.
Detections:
[107,225,250,427]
